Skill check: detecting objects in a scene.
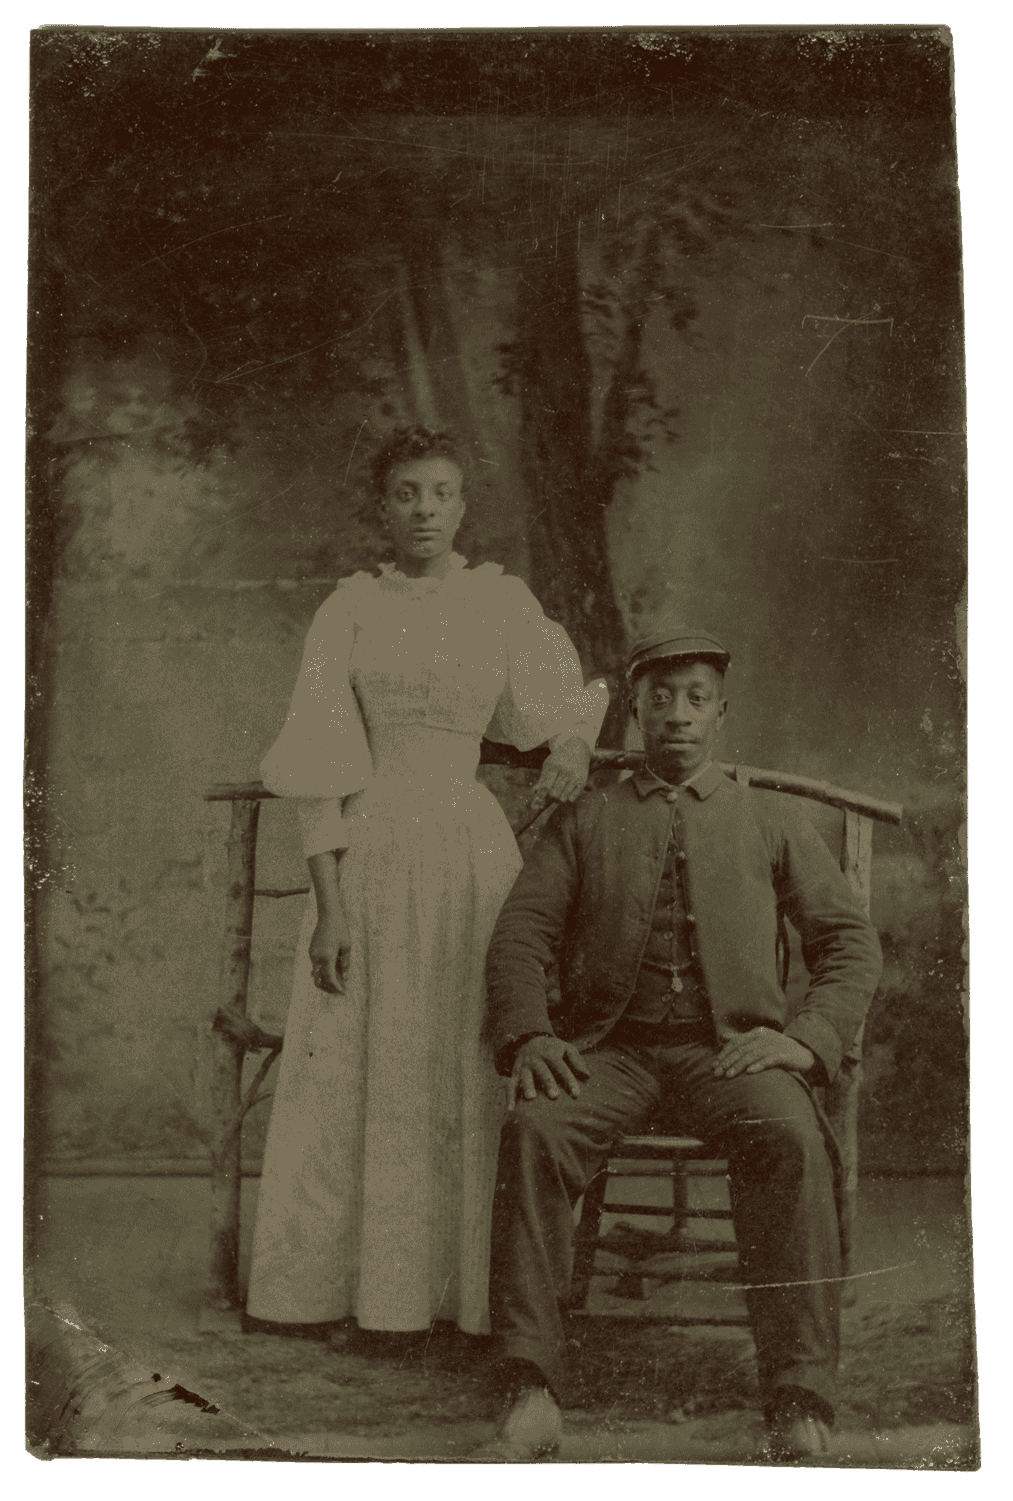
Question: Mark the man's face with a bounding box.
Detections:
[631,659,727,782]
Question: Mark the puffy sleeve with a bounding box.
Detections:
[483,575,609,753]
[259,577,374,857]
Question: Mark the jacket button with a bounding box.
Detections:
[686,914,696,925]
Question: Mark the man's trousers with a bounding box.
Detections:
[488,1035,842,1421]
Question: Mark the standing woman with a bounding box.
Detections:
[246,428,607,1337]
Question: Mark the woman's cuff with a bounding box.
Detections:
[296,799,349,859]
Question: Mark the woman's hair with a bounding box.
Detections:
[369,426,472,498]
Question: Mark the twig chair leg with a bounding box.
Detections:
[207,798,260,1312]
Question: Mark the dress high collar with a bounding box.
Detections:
[378,553,468,591]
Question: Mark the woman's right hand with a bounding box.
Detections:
[309,909,351,995]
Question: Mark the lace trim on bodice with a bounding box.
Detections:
[377,552,464,595]
[374,555,504,596]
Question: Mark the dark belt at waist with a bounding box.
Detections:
[606,1014,717,1049]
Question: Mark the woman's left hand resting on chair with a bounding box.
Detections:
[528,736,591,814]
[713,1027,814,1078]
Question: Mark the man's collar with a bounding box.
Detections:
[632,759,726,802]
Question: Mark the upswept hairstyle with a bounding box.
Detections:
[369,426,472,498]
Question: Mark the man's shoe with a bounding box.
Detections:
[472,1385,563,1461]
[767,1410,832,1462]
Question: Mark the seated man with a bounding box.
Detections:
[478,624,882,1462]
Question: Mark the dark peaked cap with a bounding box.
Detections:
[626,622,731,681]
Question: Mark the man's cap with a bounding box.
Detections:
[626,622,731,681]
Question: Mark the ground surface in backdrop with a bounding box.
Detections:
[30,1173,976,1465]
[158,1297,974,1439]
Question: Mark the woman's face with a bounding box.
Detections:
[381,457,466,564]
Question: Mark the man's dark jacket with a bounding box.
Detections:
[485,763,883,1086]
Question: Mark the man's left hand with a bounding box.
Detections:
[529,737,591,812]
[713,1027,815,1079]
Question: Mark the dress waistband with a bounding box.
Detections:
[364,723,482,783]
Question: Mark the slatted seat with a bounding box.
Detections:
[568,1134,742,1321]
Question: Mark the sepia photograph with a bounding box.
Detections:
[25,23,972,1467]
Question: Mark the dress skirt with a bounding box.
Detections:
[245,725,518,1334]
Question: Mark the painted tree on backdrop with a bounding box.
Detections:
[31,31,763,742]
[30,29,953,742]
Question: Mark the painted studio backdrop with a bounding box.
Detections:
[29,32,965,1193]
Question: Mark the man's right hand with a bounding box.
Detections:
[508,1035,590,1111]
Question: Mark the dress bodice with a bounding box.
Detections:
[349,558,511,742]
[260,555,609,856]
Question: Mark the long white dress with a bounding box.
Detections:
[245,555,607,1334]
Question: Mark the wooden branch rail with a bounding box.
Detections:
[202,744,900,1316]
[207,741,903,825]
[213,1005,283,1054]
[210,1008,283,1139]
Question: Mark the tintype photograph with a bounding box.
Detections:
[26,25,971,1466]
